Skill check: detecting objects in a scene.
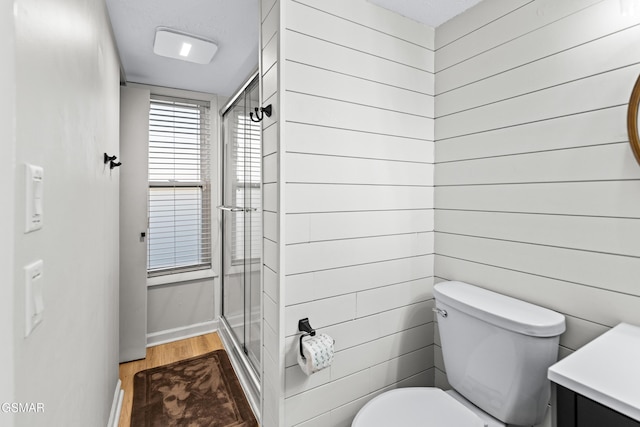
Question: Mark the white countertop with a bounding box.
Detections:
[548,322,640,421]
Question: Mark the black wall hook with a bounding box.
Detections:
[298,318,316,359]
[250,104,272,122]
[110,160,122,169]
[104,153,117,164]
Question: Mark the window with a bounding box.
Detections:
[230,110,261,264]
[147,96,211,276]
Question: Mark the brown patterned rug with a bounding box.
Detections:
[131,350,258,427]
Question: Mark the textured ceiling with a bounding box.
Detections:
[367,0,484,27]
[106,0,482,96]
[106,0,259,96]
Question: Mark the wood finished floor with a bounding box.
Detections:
[118,332,224,427]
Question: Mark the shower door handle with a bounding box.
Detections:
[217,205,244,212]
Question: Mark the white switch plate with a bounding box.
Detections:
[25,260,44,337]
[25,164,44,233]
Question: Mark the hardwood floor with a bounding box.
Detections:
[118,332,224,427]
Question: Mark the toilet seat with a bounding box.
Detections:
[352,387,486,427]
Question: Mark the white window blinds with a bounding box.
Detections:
[231,111,262,263]
[148,96,211,276]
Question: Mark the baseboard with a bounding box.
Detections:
[107,379,124,427]
[146,319,219,348]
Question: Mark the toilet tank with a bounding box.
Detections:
[434,281,565,426]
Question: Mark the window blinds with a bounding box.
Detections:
[231,110,262,263]
[148,96,211,276]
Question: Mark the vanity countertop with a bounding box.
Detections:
[548,322,640,421]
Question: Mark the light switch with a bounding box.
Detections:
[25,260,44,337]
[25,164,44,232]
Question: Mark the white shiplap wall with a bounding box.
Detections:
[261,0,282,426]
[434,1,640,426]
[272,0,436,425]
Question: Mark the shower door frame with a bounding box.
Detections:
[217,70,262,421]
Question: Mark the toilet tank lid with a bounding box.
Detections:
[434,281,566,337]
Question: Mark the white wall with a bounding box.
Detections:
[0,2,16,425]
[434,0,640,425]
[12,0,121,425]
[260,1,282,426]
[262,1,436,425]
[119,86,150,362]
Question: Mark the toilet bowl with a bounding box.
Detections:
[352,387,505,427]
[352,281,565,427]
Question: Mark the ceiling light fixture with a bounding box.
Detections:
[153,28,218,64]
[179,42,192,57]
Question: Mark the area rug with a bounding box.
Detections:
[131,350,258,427]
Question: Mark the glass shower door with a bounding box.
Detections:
[221,76,261,376]
[243,79,262,370]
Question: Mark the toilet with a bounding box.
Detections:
[352,281,565,427]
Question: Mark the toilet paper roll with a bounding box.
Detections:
[297,333,334,376]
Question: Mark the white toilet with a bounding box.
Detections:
[352,281,565,427]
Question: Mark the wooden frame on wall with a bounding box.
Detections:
[628,74,640,166]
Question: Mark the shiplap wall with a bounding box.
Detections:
[261,0,282,426]
[434,1,640,426]
[270,0,436,425]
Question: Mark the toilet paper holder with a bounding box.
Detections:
[298,318,316,359]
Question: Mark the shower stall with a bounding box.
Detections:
[218,72,262,415]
